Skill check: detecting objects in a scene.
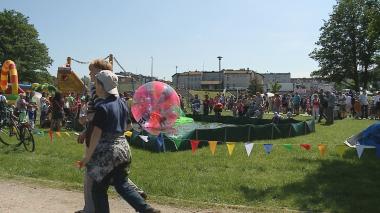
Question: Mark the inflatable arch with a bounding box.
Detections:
[1,60,19,95]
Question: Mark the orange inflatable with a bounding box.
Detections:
[1,60,19,95]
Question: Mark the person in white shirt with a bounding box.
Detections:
[345,93,352,117]
[0,91,8,124]
[359,90,369,119]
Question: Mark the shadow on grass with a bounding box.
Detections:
[239,149,380,212]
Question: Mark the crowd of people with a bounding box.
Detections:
[188,89,380,125]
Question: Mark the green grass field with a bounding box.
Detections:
[0,118,379,212]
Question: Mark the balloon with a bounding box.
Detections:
[131,81,180,135]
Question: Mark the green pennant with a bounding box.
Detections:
[283,144,293,151]
[172,136,182,149]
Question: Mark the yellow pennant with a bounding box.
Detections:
[208,141,218,155]
[226,142,236,156]
[318,144,327,157]
[124,131,132,137]
[56,132,61,137]
[65,132,70,137]
[335,145,347,158]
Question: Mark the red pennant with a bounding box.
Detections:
[300,144,311,150]
[49,129,53,143]
[190,140,200,154]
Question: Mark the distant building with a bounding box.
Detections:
[260,73,291,92]
[224,69,264,90]
[172,68,263,91]
[291,78,335,94]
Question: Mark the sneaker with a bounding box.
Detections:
[139,191,148,200]
[143,207,161,213]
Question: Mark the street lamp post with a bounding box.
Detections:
[217,56,223,90]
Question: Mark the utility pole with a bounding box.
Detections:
[175,66,178,89]
[109,54,113,69]
[217,56,223,90]
[150,56,153,80]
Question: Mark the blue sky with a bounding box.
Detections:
[1,0,335,80]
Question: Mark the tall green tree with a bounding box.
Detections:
[310,0,380,91]
[0,10,53,84]
[271,82,282,93]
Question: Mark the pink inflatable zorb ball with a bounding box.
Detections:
[131,81,180,135]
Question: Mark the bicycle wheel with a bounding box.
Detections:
[21,126,35,152]
[0,120,21,146]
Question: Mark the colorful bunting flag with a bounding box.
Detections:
[226,142,236,156]
[139,135,149,142]
[156,133,165,152]
[208,141,218,155]
[172,137,182,149]
[49,130,53,143]
[244,142,254,157]
[300,144,311,151]
[65,132,70,137]
[190,140,200,154]
[283,144,292,151]
[356,145,365,159]
[56,132,61,138]
[318,144,327,156]
[124,131,132,137]
[263,144,273,155]
[335,145,346,158]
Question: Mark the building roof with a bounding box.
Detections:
[224,70,251,74]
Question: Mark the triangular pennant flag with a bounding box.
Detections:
[244,142,254,157]
[65,132,70,137]
[318,144,327,156]
[190,140,200,154]
[56,132,61,137]
[49,130,53,143]
[208,141,218,155]
[376,144,380,159]
[139,135,149,142]
[172,137,182,148]
[300,144,311,151]
[226,142,236,156]
[335,145,346,158]
[356,145,365,159]
[263,144,273,155]
[124,131,132,137]
[283,144,293,151]
[156,133,165,152]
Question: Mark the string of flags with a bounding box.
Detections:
[190,140,379,159]
[31,129,380,159]
[123,131,380,159]
[32,129,78,143]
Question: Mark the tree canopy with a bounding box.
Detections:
[0,9,53,84]
[310,0,380,91]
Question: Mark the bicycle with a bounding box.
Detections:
[0,107,35,152]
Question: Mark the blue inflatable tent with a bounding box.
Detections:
[345,123,380,147]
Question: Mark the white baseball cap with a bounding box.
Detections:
[95,70,119,95]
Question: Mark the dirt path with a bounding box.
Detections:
[0,181,243,213]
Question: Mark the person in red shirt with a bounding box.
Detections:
[312,94,320,120]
